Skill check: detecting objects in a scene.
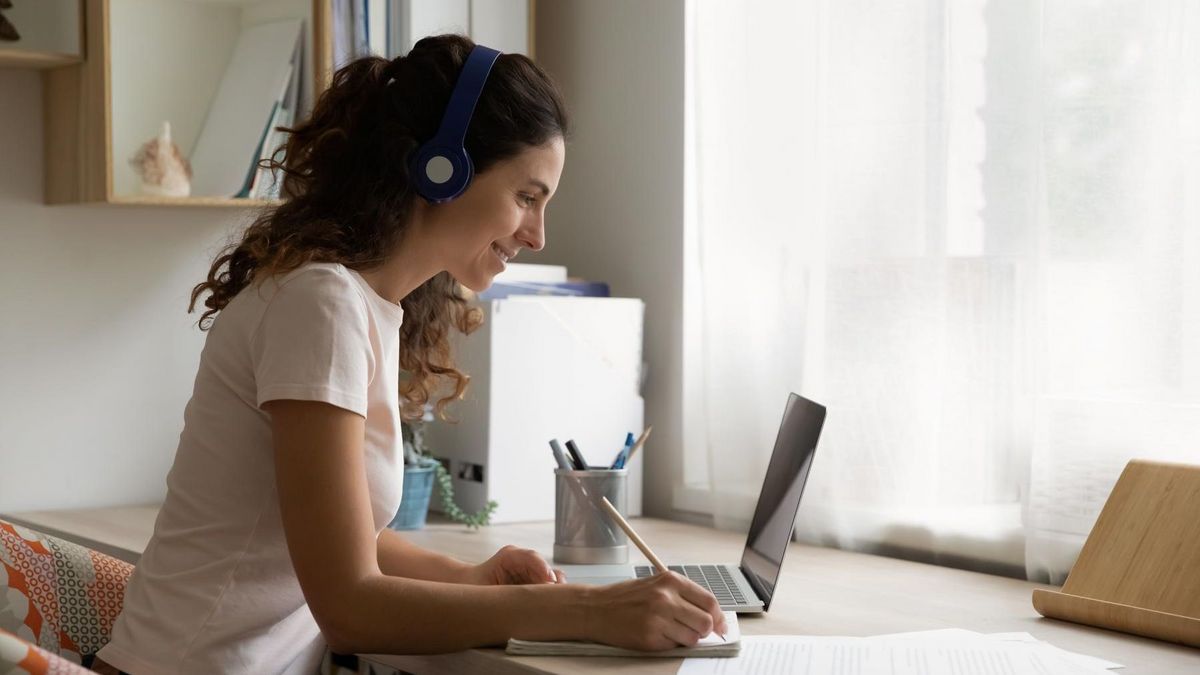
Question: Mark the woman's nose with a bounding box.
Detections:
[522,218,546,252]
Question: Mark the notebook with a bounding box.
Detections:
[505,611,741,657]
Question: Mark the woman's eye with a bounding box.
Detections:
[518,193,536,207]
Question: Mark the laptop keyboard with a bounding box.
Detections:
[634,564,748,606]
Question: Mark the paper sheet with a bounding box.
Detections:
[874,628,1124,670]
[677,634,1118,675]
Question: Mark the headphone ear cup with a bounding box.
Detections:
[410,144,474,203]
[407,45,498,204]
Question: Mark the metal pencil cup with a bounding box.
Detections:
[553,468,628,564]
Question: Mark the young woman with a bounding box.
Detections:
[92,35,725,675]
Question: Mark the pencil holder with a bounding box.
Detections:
[553,468,628,564]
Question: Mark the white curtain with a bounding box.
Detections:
[684,0,1200,582]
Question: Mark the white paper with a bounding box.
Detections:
[677,635,1115,675]
[873,628,1123,670]
[985,632,1124,670]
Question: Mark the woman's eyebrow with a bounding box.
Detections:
[525,179,550,196]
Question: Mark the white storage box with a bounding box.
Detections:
[426,296,645,523]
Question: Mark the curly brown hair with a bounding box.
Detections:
[188,35,570,421]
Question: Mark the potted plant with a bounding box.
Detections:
[388,408,498,531]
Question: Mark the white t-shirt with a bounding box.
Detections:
[97,262,406,675]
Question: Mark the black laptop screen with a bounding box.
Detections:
[739,393,825,610]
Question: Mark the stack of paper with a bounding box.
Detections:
[678,628,1123,674]
[506,612,741,658]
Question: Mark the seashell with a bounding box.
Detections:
[129,121,193,197]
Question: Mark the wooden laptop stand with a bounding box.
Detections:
[1032,459,1200,648]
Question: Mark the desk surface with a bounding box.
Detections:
[4,505,1197,674]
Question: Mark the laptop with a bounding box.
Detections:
[558,392,826,613]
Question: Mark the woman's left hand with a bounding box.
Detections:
[465,544,566,585]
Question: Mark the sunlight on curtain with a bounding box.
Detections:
[683,0,1200,581]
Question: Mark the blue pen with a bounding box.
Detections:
[611,432,635,469]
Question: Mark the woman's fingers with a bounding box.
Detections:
[659,616,705,648]
[496,545,557,584]
[672,575,727,635]
[671,592,717,638]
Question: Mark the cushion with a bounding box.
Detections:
[0,520,133,665]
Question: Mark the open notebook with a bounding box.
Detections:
[506,611,741,657]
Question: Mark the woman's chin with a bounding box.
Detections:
[459,275,494,294]
[448,264,500,294]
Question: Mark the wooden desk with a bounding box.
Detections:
[2,503,157,564]
[4,506,1197,674]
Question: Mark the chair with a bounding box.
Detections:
[0,518,406,675]
[0,518,132,673]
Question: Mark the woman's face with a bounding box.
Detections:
[421,137,566,292]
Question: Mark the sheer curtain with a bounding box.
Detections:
[683,0,1200,581]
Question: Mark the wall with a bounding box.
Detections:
[0,69,247,513]
[533,0,690,520]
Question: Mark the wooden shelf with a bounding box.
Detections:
[0,49,82,69]
[43,0,316,207]
[107,195,280,208]
[42,0,533,207]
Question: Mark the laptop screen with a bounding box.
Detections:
[739,393,825,610]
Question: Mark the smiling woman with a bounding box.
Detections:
[189,34,568,422]
[89,33,727,675]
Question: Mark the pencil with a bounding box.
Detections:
[598,496,666,573]
[623,425,653,463]
[598,496,727,642]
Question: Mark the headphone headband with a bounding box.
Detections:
[409,45,502,203]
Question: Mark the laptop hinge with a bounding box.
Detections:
[739,564,769,604]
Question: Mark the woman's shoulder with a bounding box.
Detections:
[258,262,366,303]
[233,262,371,323]
[274,261,356,289]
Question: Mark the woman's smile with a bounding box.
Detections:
[491,243,515,267]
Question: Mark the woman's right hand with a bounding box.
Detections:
[583,571,728,651]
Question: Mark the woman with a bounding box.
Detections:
[93,35,725,675]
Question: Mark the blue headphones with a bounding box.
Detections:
[408,45,502,203]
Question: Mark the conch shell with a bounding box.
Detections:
[129,121,192,197]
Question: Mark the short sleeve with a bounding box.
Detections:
[251,267,375,416]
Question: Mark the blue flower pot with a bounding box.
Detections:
[389,462,437,530]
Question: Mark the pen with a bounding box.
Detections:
[610,432,634,469]
[599,496,726,641]
[549,439,572,470]
[564,439,589,470]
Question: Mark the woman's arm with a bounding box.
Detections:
[379,529,566,586]
[265,399,725,655]
[376,528,473,583]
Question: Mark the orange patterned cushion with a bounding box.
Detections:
[0,520,134,665]
[0,627,90,674]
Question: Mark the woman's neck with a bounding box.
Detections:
[356,225,445,304]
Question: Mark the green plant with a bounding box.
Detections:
[433,463,498,530]
[402,411,498,530]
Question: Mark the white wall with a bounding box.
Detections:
[0,69,249,513]
[533,1,690,520]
